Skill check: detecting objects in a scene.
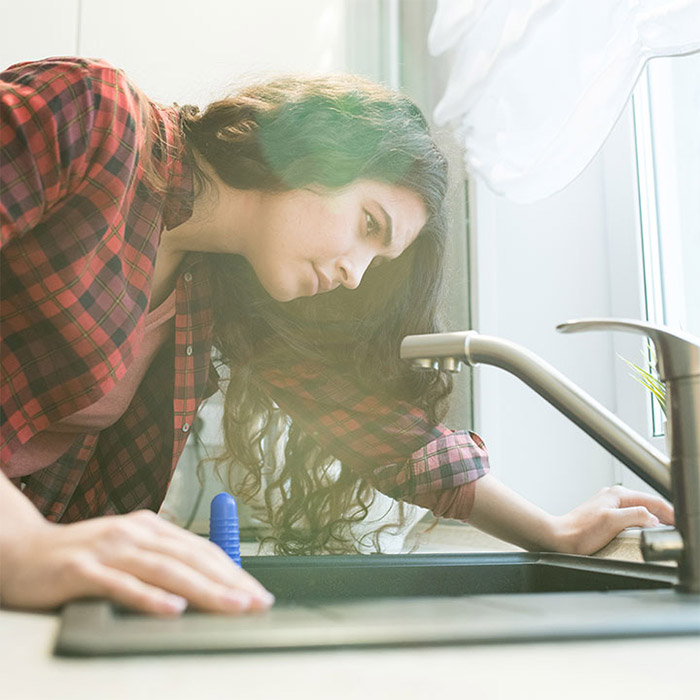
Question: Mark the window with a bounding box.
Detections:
[632,52,700,436]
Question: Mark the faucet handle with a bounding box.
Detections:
[556,318,700,382]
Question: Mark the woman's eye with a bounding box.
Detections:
[365,211,380,237]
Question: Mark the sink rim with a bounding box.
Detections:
[55,552,695,657]
[240,550,679,586]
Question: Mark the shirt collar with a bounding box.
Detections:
[161,109,195,231]
[162,152,194,230]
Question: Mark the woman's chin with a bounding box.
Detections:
[267,287,305,303]
[267,281,317,303]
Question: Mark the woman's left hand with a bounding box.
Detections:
[553,485,675,555]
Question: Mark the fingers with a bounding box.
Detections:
[547,485,676,556]
[61,511,274,615]
[607,486,675,525]
[150,536,271,603]
[67,555,190,616]
[124,511,272,602]
[105,545,271,614]
[606,504,660,531]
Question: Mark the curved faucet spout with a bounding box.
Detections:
[400,330,671,497]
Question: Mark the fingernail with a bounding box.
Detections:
[221,590,252,610]
[164,594,188,613]
[650,515,660,526]
[253,590,275,607]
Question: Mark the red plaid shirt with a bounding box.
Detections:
[1,57,488,523]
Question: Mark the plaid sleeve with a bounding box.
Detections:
[257,362,489,501]
[1,57,113,244]
[372,428,489,499]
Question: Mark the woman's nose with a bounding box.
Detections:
[335,255,370,290]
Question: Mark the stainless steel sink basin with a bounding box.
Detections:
[55,552,700,656]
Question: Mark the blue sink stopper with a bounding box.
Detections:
[210,492,241,566]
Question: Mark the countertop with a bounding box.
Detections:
[2,523,698,700]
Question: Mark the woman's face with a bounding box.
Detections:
[244,180,428,302]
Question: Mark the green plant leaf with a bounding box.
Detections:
[619,353,666,416]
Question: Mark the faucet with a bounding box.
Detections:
[400,319,700,594]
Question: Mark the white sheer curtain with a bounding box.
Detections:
[429,0,700,203]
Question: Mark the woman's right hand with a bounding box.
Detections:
[0,507,275,616]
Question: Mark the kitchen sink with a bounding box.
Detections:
[55,552,700,656]
[243,551,673,598]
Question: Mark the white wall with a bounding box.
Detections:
[0,0,80,68]
[471,101,656,514]
[78,0,347,105]
[1,0,347,105]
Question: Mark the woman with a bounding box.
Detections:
[0,57,672,616]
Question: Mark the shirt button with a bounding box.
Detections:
[183,272,193,283]
[186,345,193,356]
[182,422,190,433]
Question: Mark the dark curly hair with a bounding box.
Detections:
[179,75,451,554]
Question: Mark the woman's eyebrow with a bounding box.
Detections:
[378,204,393,248]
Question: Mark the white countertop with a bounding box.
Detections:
[2,608,699,700]
[3,524,698,700]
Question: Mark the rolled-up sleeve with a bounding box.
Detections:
[371,428,489,499]
[257,362,490,510]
